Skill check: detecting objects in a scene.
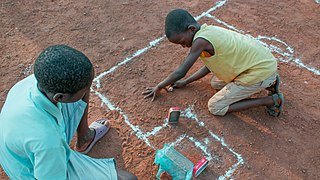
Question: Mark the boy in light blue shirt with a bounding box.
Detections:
[0,45,137,180]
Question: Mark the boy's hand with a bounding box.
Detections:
[172,80,187,88]
[142,86,161,101]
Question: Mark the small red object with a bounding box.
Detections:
[193,158,209,177]
[167,107,180,124]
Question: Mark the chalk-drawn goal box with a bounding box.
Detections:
[94,39,244,178]
[93,0,320,178]
[144,116,238,177]
[93,2,245,178]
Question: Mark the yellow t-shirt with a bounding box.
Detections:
[194,24,277,85]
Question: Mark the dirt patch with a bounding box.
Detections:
[1,0,319,179]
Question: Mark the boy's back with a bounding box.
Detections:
[0,75,70,179]
[194,24,277,85]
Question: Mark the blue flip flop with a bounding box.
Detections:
[77,119,110,154]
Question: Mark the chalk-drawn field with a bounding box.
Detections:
[1,0,319,179]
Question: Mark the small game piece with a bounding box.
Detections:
[168,107,180,124]
[193,158,209,177]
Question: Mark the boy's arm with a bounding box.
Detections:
[34,147,68,179]
[143,38,209,101]
[172,66,210,88]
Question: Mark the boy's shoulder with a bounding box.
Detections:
[2,75,36,114]
[1,75,56,133]
[201,24,228,33]
[1,105,62,149]
[194,24,218,38]
[7,75,35,98]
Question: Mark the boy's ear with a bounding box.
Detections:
[187,25,197,32]
[53,93,68,102]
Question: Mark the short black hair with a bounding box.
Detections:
[34,44,93,94]
[165,9,196,38]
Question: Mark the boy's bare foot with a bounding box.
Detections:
[75,119,110,153]
[76,128,95,152]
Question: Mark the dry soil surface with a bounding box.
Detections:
[1,0,319,179]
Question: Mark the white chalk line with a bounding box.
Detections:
[182,106,244,179]
[205,14,320,75]
[93,0,228,86]
[22,64,33,76]
[94,90,154,148]
[93,36,165,88]
[194,0,227,21]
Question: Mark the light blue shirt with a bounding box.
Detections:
[0,75,73,179]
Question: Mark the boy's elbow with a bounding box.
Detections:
[174,70,186,79]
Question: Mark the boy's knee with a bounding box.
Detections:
[210,77,226,90]
[117,169,137,180]
[208,98,228,116]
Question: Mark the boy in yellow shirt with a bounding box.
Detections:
[143,9,283,117]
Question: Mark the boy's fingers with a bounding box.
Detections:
[143,93,152,99]
[143,87,151,91]
[142,91,149,95]
[142,89,153,95]
[151,93,156,102]
[142,86,158,101]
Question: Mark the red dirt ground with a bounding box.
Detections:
[1,0,319,179]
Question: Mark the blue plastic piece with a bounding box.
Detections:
[154,144,194,180]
